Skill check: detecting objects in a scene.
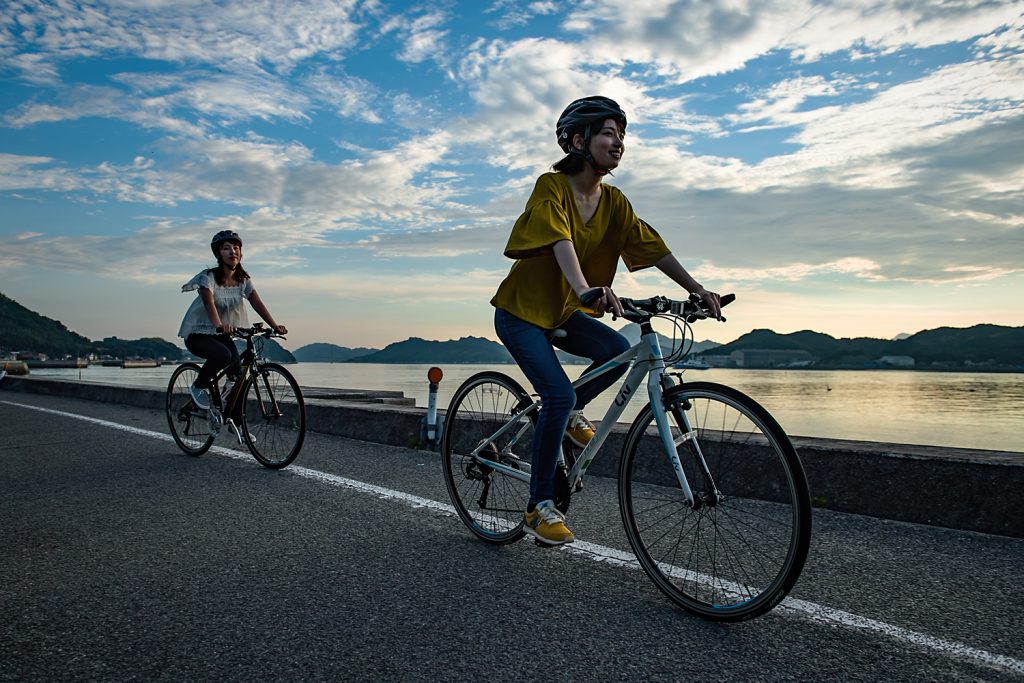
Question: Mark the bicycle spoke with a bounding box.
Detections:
[620,382,811,621]
[442,373,531,544]
[242,365,305,469]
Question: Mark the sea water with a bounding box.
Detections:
[23,363,1024,453]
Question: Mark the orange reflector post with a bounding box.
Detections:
[427,366,443,384]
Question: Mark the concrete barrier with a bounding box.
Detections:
[2,374,1021,538]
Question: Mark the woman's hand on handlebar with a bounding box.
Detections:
[217,323,235,335]
[692,288,723,320]
[273,324,288,335]
[580,286,624,317]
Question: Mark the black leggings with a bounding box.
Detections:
[184,334,239,389]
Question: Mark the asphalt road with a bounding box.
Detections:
[1,392,1022,682]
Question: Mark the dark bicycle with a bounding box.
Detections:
[165,323,306,469]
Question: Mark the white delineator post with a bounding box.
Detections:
[425,366,443,446]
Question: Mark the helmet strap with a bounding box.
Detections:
[580,124,613,177]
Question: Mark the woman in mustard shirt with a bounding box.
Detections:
[492,96,722,546]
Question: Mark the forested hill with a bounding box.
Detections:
[293,342,379,362]
[347,336,514,364]
[2,291,98,356]
[712,325,1023,367]
[1,292,167,361]
[2,290,292,364]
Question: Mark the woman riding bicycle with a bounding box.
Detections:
[177,230,288,410]
[491,95,722,546]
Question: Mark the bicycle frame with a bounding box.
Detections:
[197,329,279,434]
[466,321,709,507]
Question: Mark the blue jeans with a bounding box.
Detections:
[494,308,630,505]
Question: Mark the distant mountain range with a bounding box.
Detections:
[5,291,1020,370]
[293,322,724,366]
[711,326,1023,368]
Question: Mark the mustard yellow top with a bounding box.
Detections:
[491,172,671,329]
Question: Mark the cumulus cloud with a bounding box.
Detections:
[1,0,365,79]
[562,0,1022,80]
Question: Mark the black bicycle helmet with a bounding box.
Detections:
[211,230,242,253]
[556,96,627,173]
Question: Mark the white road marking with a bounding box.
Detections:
[4,397,1022,675]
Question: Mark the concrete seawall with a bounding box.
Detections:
[3,375,1021,538]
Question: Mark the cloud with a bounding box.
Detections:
[378,8,452,67]
[562,0,1023,81]
[485,0,562,30]
[304,70,384,124]
[2,0,365,80]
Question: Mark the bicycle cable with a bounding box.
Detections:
[652,313,695,365]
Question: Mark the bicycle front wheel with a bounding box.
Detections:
[166,362,214,456]
[441,372,533,544]
[241,363,306,469]
[619,382,811,621]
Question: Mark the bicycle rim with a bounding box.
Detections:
[166,363,214,456]
[619,382,811,621]
[242,364,306,469]
[441,372,532,544]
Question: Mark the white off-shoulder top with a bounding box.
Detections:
[177,270,255,338]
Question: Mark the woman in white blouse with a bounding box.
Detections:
[177,230,287,409]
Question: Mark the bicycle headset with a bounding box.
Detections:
[555,96,627,175]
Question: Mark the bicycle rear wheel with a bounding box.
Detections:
[166,362,214,456]
[241,363,306,469]
[441,372,533,544]
[619,382,811,621]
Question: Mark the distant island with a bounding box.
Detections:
[3,291,1020,371]
[292,325,1022,371]
[292,328,723,365]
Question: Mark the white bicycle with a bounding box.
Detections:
[441,294,811,621]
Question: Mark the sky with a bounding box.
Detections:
[1,0,1022,351]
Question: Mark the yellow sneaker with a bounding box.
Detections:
[565,411,595,447]
[524,500,575,545]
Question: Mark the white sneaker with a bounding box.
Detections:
[189,383,210,410]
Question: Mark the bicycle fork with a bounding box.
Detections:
[652,376,723,510]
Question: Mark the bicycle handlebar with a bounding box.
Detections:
[618,293,735,324]
[231,324,286,340]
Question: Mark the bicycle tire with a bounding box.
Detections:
[241,363,306,469]
[166,362,214,456]
[619,382,811,621]
[441,372,533,544]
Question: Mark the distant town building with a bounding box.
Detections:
[878,355,915,367]
[729,349,815,368]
